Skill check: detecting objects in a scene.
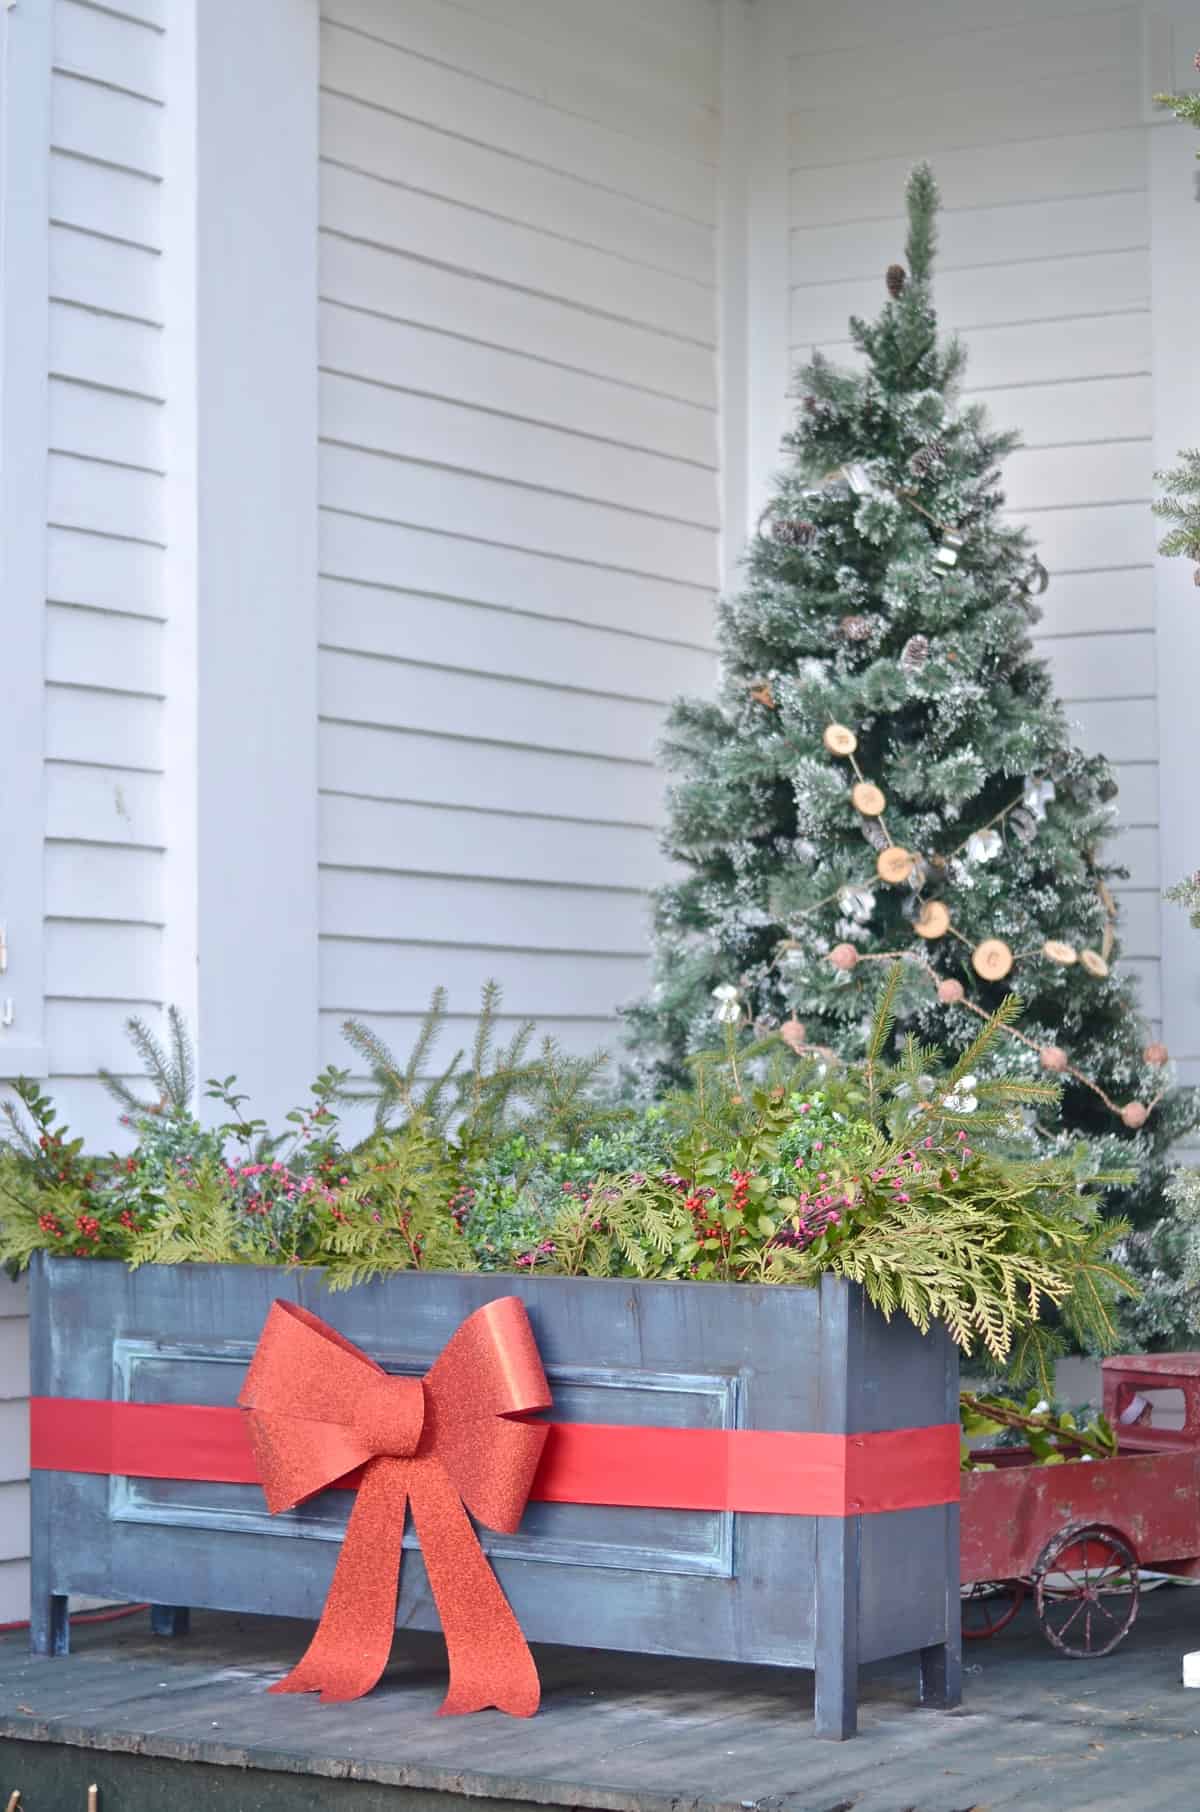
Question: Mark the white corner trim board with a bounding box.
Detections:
[0,0,51,1081]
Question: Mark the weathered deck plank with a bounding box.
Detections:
[2,1591,1200,1810]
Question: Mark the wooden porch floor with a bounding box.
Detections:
[2,1588,1199,1812]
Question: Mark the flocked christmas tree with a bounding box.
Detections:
[627,165,1195,1228]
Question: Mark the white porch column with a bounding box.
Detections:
[1148,26,1200,1081]
[164,0,320,1120]
[0,0,51,1081]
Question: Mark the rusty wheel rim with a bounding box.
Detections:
[1034,1526,1139,1658]
[961,1578,1025,1641]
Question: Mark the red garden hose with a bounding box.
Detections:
[0,1602,148,1634]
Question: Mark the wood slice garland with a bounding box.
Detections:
[1079,949,1109,978]
[780,1017,808,1053]
[876,845,914,884]
[1042,940,1077,966]
[1145,1042,1169,1066]
[972,938,1014,982]
[914,901,950,940]
[823,723,858,757]
[851,781,886,818]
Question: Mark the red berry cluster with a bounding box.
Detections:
[684,1188,722,1245]
[447,1184,476,1231]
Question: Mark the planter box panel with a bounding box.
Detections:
[112,1337,738,1580]
[30,1258,959,1737]
[858,1502,961,1664]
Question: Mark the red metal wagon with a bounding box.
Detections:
[960,1354,1200,1656]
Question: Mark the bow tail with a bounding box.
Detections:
[410,1461,541,1718]
[271,1457,409,1705]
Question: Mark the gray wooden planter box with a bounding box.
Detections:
[29,1257,960,1738]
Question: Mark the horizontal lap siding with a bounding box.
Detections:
[45,0,167,1142]
[0,1275,29,1623]
[316,0,720,1069]
[2,0,170,1623]
[785,0,1159,1018]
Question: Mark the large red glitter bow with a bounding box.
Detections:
[238,1297,552,1715]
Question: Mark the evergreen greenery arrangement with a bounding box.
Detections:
[623,164,1195,1227]
[0,975,1134,1387]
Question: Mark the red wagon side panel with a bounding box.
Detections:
[961,1450,1200,1582]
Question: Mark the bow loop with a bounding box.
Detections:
[239,1295,550,1716]
[426,1295,553,1421]
[424,1295,552,1530]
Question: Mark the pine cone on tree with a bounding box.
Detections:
[908,437,947,477]
[886,262,907,298]
[839,614,873,642]
[899,633,930,673]
[773,517,816,548]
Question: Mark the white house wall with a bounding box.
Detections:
[44,0,168,1137]
[0,1274,30,1623]
[313,0,722,1076]
[0,0,166,1627]
[779,0,1165,1029]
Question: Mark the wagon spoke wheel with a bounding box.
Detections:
[1034,1525,1139,1658]
[961,1578,1025,1641]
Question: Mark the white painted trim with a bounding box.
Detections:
[742,0,792,541]
[717,0,751,597]
[162,0,200,1051]
[1149,120,1200,1061]
[1143,4,1200,126]
[0,0,50,1081]
[163,0,320,1119]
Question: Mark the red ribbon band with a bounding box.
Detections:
[31,1397,959,1517]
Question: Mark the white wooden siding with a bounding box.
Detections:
[0,1273,29,1623]
[45,0,167,1139]
[785,0,1160,1020]
[316,0,721,1067]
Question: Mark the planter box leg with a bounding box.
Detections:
[150,1605,191,1638]
[920,1637,961,1710]
[920,1504,962,1711]
[28,1471,68,1655]
[814,1516,860,1739]
[30,1592,69,1658]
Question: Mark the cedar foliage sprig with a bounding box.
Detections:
[126,1160,263,1268]
[780,1163,1131,1371]
[311,1121,472,1290]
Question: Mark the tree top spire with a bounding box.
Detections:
[904,162,939,284]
